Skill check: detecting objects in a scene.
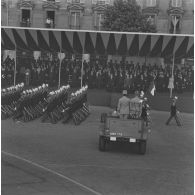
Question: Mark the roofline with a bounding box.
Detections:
[1,26,194,38]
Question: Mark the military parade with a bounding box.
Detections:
[1,83,24,119]
[1,2,194,192]
[2,83,90,126]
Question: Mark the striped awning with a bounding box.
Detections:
[1,28,194,59]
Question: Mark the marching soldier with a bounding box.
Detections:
[166,96,182,126]
[41,85,70,124]
[1,83,24,119]
[13,84,49,121]
[65,85,89,125]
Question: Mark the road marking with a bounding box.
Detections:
[2,151,102,195]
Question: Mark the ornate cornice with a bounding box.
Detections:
[42,0,60,10]
[142,7,160,15]
[167,7,184,15]
[17,0,35,9]
[67,4,84,11]
[92,4,107,12]
[167,0,184,15]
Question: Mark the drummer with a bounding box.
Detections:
[117,90,130,119]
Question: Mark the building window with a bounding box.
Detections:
[20,9,31,27]
[146,15,156,25]
[70,12,80,29]
[171,0,182,7]
[135,0,143,8]
[73,0,81,3]
[67,0,85,3]
[170,15,181,34]
[45,10,55,28]
[94,12,104,30]
[92,0,110,5]
[146,0,156,7]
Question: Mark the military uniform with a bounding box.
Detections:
[1,83,24,119]
[66,86,89,125]
[13,84,49,121]
[166,97,181,126]
[41,85,70,124]
[117,90,130,119]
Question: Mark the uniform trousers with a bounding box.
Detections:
[166,114,181,126]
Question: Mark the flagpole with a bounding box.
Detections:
[58,50,62,89]
[170,54,175,98]
[81,52,84,88]
[7,0,9,26]
[14,47,17,86]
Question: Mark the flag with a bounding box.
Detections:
[149,81,156,96]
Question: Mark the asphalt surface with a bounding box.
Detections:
[1,106,194,195]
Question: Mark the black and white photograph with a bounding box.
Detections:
[1,0,194,195]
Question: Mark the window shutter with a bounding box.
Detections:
[92,0,97,4]
[147,0,156,6]
[80,0,85,3]
[152,0,156,6]
[172,0,175,6]
[146,0,150,6]
[105,0,110,4]
[67,0,72,3]
[177,0,182,7]
[172,0,181,7]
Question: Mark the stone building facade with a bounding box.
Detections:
[1,0,194,34]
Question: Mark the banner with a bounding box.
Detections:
[168,77,174,89]
[3,50,16,60]
[82,54,90,62]
[58,52,65,60]
[33,51,41,60]
[160,58,165,69]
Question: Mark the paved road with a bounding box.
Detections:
[1,106,194,195]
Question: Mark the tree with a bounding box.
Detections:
[101,0,157,33]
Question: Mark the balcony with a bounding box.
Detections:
[69,25,80,30]
[42,0,60,10]
[20,20,31,27]
[169,28,181,34]
[45,19,55,28]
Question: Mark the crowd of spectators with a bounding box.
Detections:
[2,55,194,94]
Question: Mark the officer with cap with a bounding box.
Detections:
[117,90,130,120]
[166,96,181,126]
[129,90,143,118]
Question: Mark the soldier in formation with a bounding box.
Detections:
[41,85,70,124]
[67,85,89,125]
[13,84,49,121]
[1,83,24,119]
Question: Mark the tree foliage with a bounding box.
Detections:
[101,0,157,33]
